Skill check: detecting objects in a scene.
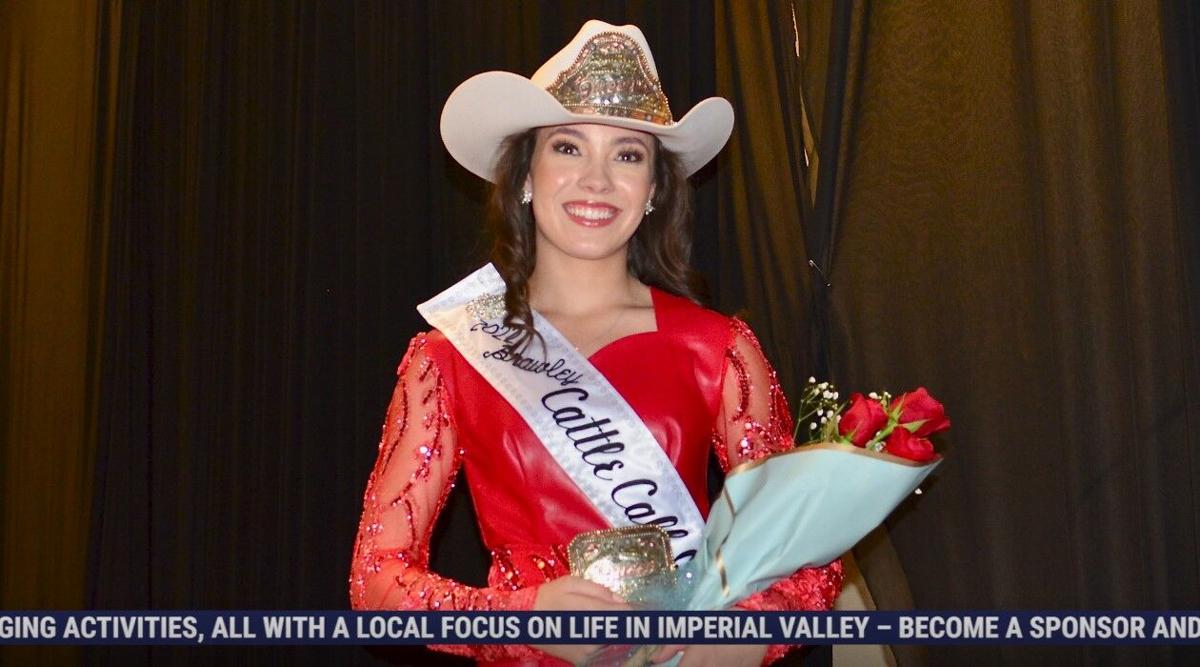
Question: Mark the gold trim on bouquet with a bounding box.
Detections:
[568,525,676,598]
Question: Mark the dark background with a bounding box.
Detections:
[2,1,1199,666]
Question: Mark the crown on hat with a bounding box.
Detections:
[439,20,734,182]
[544,32,674,126]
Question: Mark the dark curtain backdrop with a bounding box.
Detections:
[2,1,119,664]
[2,1,1199,667]
[711,7,918,666]
[816,1,1200,666]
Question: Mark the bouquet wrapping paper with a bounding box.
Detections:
[682,442,940,611]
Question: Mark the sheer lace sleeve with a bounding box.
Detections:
[712,319,845,664]
[349,333,540,662]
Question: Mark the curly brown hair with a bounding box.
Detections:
[486,127,703,353]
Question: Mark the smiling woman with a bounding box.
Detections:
[524,124,661,356]
[523,122,657,359]
[348,20,844,666]
[486,119,696,357]
[530,125,654,256]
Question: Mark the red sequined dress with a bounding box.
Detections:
[349,288,844,665]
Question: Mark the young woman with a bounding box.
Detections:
[349,21,843,666]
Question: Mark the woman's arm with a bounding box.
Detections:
[348,333,540,661]
[711,318,845,663]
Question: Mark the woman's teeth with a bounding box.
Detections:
[565,204,617,220]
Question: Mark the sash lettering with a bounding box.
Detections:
[418,264,703,562]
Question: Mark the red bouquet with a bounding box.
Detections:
[797,380,949,463]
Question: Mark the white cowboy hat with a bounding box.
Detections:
[440,19,735,182]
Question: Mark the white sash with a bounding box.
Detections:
[417,264,703,563]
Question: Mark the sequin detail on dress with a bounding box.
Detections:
[712,318,845,664]
[351,314,842,665]
[348,334,540,662]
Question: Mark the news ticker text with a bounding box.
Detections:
[3,611,1199,645]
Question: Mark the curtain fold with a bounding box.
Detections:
[826,1,1200,664]
[1,1,121,664]
[713,0,813,390]
[715,3,917,666]
[0,0,112,609]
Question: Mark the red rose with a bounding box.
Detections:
[884,426,938,462]
[894,387,950,437]
[838,393,888,447]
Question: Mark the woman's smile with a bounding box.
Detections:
[563,201,621,227]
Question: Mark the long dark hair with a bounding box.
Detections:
[487,127,702,352]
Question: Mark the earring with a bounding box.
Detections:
[643,200,655,215]
[520,190,533,205]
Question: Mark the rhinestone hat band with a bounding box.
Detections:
[544,32,675,126]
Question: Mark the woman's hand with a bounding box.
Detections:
[531,575,629,664]
[651,643,768,666]
[533,575,626,611]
